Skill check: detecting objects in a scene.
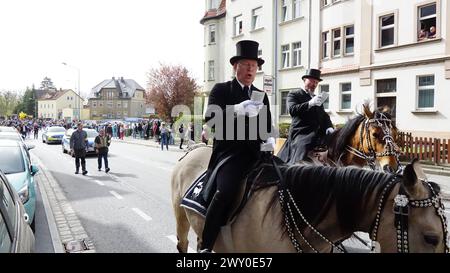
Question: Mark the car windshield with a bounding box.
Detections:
[0,146,25,174]
[48,127,65,132]
[86,130,98,138]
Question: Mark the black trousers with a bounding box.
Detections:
[201,152,255,250]
[179,138,184,149]
[97,152,108,169]
[74,149,86,171]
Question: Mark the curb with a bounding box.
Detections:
[31,154,96,253]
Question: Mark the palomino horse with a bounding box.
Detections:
[278,103,401,172]
[171,147,448,253]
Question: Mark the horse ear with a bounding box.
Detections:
[403,159,419,187]
[363,103,374,119]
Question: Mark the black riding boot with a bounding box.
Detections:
[200,191,228,252]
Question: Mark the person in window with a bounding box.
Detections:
[278,69,334,164]
[200,40,275,253]
[429,26,436,38]
[418,29,428,41]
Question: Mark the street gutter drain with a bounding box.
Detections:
[64,239,89,253]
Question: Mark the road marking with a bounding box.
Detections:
[109,191,123,200]
[131,208,152,221]
[94,180,105,186]
[166,235,196,253]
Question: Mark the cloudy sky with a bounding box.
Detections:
[0,0,205,96]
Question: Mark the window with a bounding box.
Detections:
[344,25,354,55]
[281,91,289,115]
[208,60,215,81]
[281,0,290,22]
[322,0,330,7]
[252,7,262,30]
[417,75,435,108]
[67,96,69,100]
[380,14,395,47]
[209,24,216,43]
[99,101,103,107]
[123,111,128,116]
[117,102,121,108]
[320,85,330,109]
[107,101,113,108]
[293,0,301,19]
[68,104,71,108]
[281,44,290,68]
[92,101,97,108]
[123,102,128,108]
[117,112,122,117]
[257,49,263,71]
[292,42,301,67]
[233,15,243,36]
[322,31,330,59]
[332,28,341,57]
[340,83,352,110]
[418,3,437,40]
[376,78,397,94]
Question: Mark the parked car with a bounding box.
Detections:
[0,170,35,252]
[0,139,38,230]
[62,128,99,156]
[42,126,65,144]
[0,131,35,152]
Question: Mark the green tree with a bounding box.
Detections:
[14,87,35,116]
[0,90,21,117]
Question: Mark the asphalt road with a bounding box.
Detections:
[30,137,197,253]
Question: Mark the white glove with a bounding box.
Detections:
[326,127,335,135]
[308,94,324,108]
[234,100,264,117]
[261,137,276,151]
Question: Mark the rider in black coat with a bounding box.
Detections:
[200,40,274,252]
[278,69,334,164]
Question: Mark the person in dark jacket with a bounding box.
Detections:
[70,123,88,175]
[95,128,111,173]
[200,40,275,253]
[278,69,334,164]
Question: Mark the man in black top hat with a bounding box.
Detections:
[200,40,274,252]
[278,68,334,164]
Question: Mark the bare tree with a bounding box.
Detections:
[146,64,198,123]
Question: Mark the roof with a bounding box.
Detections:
[37,89,78,101]
[88,77,145,99]
[200,0,226,24]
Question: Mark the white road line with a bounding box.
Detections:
[131,208,152,221]
[166,235,196,253]
[109,190,123,200]
[94,180,105,186]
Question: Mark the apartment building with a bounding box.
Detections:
[201,0,450,137]
[87,77,146,120]
[37,89,83,120]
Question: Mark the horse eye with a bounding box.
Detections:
[372,132,379,139]
[424,235,439,246]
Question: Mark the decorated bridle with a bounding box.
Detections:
[370,176,450,253]
[345,112,402,171]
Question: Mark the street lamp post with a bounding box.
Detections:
[62,62,81,121]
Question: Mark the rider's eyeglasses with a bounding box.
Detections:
[238,62,258,70]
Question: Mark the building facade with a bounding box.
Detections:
[201,0,450,137]
[37,89,83,120]
[87,77,146,120]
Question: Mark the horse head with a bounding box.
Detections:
[373,159,448,253]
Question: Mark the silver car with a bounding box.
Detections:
[0,170,35,253]
[62,128,99,156]
[42,126,65,144]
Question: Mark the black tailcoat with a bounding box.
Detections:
[278,88,333,164]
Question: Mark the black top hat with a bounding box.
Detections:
[302,69,323,82]
[230,40,265,66]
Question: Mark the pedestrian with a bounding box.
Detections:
[178,123,185,149]
[201,124,209,145]
[199,40,275,253]
[70,123,88,175]
[95,128,111,173]
[160,122,169,151]
[278,68,334,164]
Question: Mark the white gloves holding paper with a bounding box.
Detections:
[326,127,335,135]
[308,93,328,108]
[234,100,263,117]
[260,137,276,152]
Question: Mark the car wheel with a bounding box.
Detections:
[62,146,66,153]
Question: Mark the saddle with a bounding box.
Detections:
[180,153,283,222]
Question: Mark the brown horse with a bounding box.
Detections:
[278,103,401,172]
[171,147,448,253]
